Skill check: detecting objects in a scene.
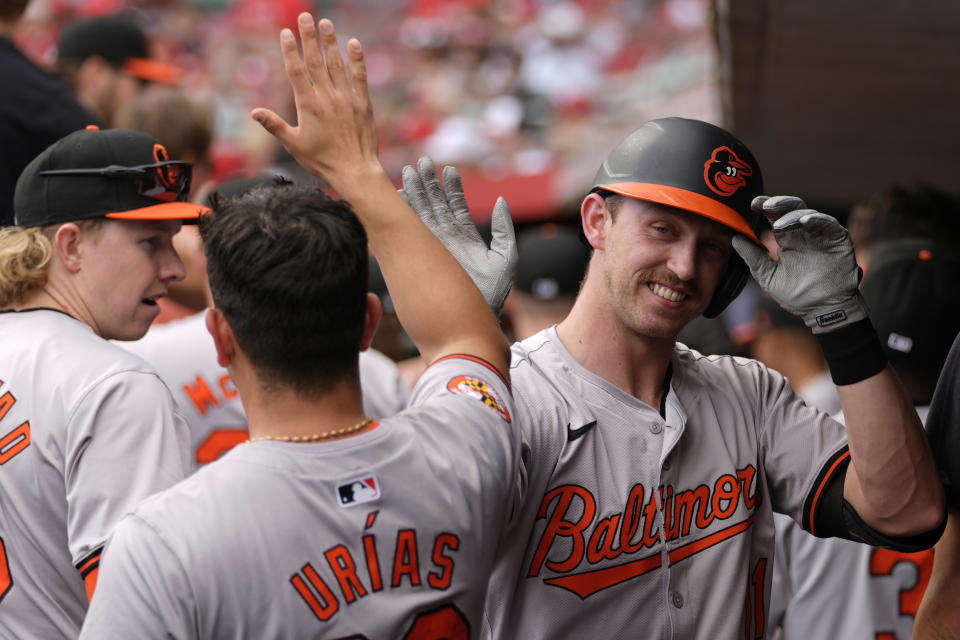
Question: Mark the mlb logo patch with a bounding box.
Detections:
[337,475,380,508]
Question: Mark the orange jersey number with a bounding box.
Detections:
[743,557,767,640]
[333,603,470,639]
[0,536,12,604]
[870,547,934,640]
[0,385,31,464]
[195,428,249,466]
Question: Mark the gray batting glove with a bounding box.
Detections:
[399,156,517,314]
[732,195,868,334]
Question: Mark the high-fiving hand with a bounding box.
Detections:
[251,14,378,188]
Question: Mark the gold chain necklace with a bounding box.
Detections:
[249,418,373,443]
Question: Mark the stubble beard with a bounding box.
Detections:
[606,268,702,340]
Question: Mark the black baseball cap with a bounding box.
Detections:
[57,14,181,84]
[515,223,591,299]
[861,238,960,388]
[13,126,209,227]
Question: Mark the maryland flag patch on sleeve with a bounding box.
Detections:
[447,375,511,422]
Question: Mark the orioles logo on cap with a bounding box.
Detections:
[152,143,178,190]
[447,375,511,422]
[703,146,753,197]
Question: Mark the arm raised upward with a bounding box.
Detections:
[250,14,510,379]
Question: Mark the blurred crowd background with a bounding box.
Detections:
[12,0,718,223]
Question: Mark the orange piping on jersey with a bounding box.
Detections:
[83,568,99,601]
[77,552,101,601]
[431,354,510,388]
[808,449,851,536]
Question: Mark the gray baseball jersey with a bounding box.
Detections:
[481,327,849,639]
[79,355,520,639]
[767,407,933,640]
[0,309,190,639]
[119,312,410,471]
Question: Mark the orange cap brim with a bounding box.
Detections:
[122,58,182,85]
[598,182,762,244]
[106,202,210,221]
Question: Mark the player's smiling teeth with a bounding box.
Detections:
[649,283,686,302]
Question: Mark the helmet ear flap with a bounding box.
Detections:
[703,253,750,318]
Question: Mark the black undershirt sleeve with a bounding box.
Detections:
[808,458,945,552]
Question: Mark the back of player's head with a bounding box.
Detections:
[200,182,369,395]
[847,184,960,266]
[56,13,180,84]
[861,238,960,404]
[114,85,213,168]
[515,223,590,301]
[0,0,30,21]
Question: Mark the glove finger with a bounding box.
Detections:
[750,195,771,213]
[441,165,481,239]
[417,156,451,222]
[755,195,807,226]
[490,197,518,267]
[732,234,776,285]
[798,211,846,242]
[771,210,850,256]
[401,163,436,227]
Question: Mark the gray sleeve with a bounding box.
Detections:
[757,367,849,532]
[765,513,795,637]
[79,514,196,640]
[65,371,190,566]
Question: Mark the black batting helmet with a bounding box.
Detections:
[591,117,765,318]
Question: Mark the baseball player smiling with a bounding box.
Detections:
[404,117,945,639]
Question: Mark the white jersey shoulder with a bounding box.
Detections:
[0,309,189,639]
[483,327,848,639]
[80,355,520,639]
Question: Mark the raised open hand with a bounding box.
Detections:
[250,14,378,185]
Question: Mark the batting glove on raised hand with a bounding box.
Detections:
[399,156,517,314]
[732,195,868,334]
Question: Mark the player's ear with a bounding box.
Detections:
[358,292,382,352]
[581,193,609,251]
[52,222,84,273]
[205,307,236,367]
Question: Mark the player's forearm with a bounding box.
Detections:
[335,171,511,376]
[839,366,945,535]
[912,511,960,640]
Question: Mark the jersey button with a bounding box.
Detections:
[663,459,671,471]
[671,591,684,608]
[650,422,663,435]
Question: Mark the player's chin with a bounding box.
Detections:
[112,303,160,341]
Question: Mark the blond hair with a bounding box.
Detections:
[0,219,106,307]
[0,227,52,306]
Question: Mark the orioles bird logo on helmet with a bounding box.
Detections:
[703,146,753,197]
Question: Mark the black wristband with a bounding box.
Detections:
[816,318,887,385]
